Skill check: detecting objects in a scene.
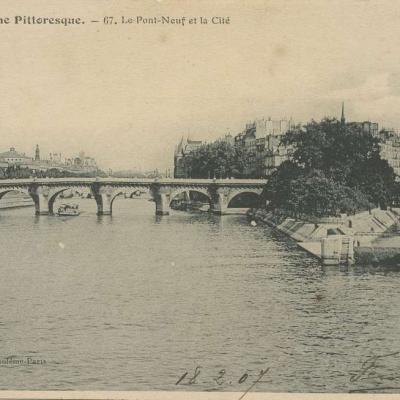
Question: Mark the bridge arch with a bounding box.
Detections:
[226,190,262,209]
[48,188,71,215]
[0,188,31,199]
[129,189,144,198]
[120,187,150,199]
[0,188,33,209]
[47,186,91,215]
[109,191,124,214]
[169,188,212,208]
[97,186,150,215]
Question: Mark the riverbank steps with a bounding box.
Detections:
[250,208,400,266]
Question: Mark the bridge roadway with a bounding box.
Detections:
[0,177,267,216]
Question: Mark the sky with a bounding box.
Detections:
[0,0,399,171]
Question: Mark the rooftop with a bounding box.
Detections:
[0,147,30,160]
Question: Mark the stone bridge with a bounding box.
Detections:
[0,178,267,216]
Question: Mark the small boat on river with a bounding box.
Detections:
[57,203,80,216]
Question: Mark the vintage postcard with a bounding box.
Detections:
[0,0,399,399]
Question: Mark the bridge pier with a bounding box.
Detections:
[35,194,51,215]
[154,193,171,215]
[91,184,121,216]
[95,193,112,215]
[210,193,228,215]
[208,187,229,215]
[183,190,191,203]
[29,185,53,215]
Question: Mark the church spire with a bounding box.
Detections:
[35,144,40,161]
[341,101,345,125]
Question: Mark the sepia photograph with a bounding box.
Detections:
[0,0,400,398]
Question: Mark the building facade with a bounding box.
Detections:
[378,130,400,177]
[0,147,33,165]
[173,119,296,179]
[348,121,379,137]
[0,145,99,175]
[235,118,296,177]
[174,137,203,178]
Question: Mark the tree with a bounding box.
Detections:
[183,141,252,178]
[265,118,396,216]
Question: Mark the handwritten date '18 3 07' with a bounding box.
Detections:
[175,366,270,388]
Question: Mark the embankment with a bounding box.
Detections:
[250,208,399,265]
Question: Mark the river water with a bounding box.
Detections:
[1,197,400,393]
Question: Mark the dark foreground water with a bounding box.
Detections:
[0,198,400,393]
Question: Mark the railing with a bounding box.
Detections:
[0,177,268,186]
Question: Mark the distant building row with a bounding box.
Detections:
[0,145,98,173]
[174,117,300,178]
[174,108,400,178]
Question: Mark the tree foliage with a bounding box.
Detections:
[183,141,253,178]
[265,118,397,216]
[0,165,105,179]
